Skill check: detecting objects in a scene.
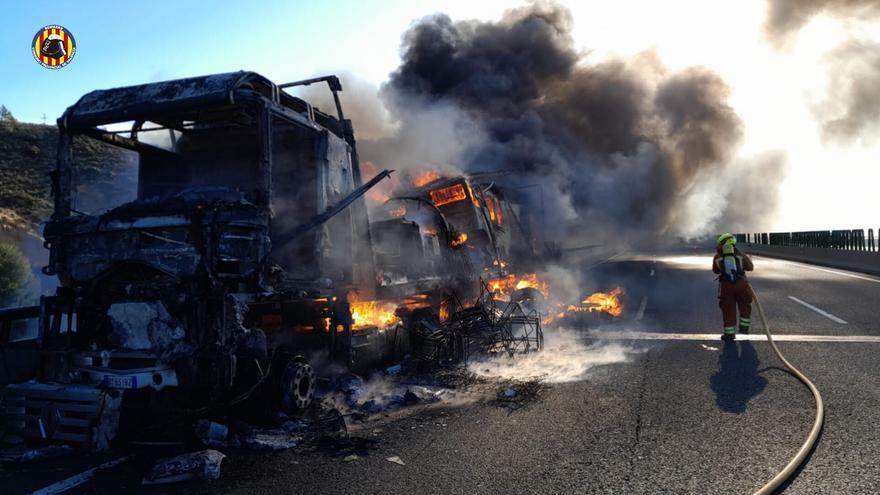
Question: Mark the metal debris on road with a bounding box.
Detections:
[32,455,131,494]
[195,419,232,448]
[413,282,543,365]
[334,373,366,397]
[386,455,406,466]
[241,429,300,451]
[281,419,311,433]
[142,449,226,485]
[0,444,72,463]
[383,364,403,375]
[491,379,548,411]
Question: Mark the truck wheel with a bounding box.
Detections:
[278,357,315,413]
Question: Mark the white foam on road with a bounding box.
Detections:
[469,330,641,383]
[788,295,848,324]
[580,331,880,343]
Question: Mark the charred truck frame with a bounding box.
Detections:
[1,71,544,449]
[2,72,397,446]
[373,175,519,299]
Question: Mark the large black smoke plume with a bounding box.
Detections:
[351,3,785,246]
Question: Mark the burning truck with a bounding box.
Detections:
[371,173,517,298]
[0,72,550,449]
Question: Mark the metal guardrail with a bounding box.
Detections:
[736,229,878,252]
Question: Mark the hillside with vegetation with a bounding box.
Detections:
[0,105,134,233]
[0,105,136,306]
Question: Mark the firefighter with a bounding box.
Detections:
[713,233,754,340]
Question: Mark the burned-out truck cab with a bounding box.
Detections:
[372,174,516,299]
[3,72,387,447]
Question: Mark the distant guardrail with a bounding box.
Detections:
[736,229,878,253]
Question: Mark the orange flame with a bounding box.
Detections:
[413,170,441,187]
[349,299,401,330]
[466,182,481,208]
[484,195,503,224]
[580,287,625,317]
[488,273,550,300]
[389,205,406,218]
[544,287,625,324]
[362,160,394,203]
[423,227,439,236]
[451,232,468,247]
[368,189,391,203]
[430,184,467,207]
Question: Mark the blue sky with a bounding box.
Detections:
[1,0,513,123]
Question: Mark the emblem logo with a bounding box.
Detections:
[32,25,76,69]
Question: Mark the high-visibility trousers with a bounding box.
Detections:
[719,278,752,333]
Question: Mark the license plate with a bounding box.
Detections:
[103,375,138,389]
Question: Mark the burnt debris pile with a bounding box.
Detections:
[413,280,544,365]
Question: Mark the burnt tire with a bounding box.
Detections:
[278,358,315,414]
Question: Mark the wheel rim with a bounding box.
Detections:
[280,361,315,412]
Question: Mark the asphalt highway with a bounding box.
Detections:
[193,251,880,494]
[9,250,880,494]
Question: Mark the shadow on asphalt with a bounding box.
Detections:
[710,340,768,413]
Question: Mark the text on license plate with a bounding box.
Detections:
[103,375,138,389]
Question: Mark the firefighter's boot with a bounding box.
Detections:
[721,326,736,341]
[739,317,751,335]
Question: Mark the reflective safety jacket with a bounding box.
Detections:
[712,246,754,283]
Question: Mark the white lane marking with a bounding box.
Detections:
[754,256,880,284]
[580,331,880,343]
[32,456,130,495]
[635,296,648,321]
[788,296,848,324]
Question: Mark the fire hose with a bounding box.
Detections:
[749,285,825,495]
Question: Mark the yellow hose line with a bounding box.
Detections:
[750,286,825,495]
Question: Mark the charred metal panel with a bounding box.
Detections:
[64,72,275,129]
[373,220,436,284]
[62,219,200,283]
[319,132,356,284]
[257,103,273,207]
[45,192,269,286]
[53,131,73,221]
[344,118,377,299]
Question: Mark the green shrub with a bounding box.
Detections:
[0,242,34,307]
